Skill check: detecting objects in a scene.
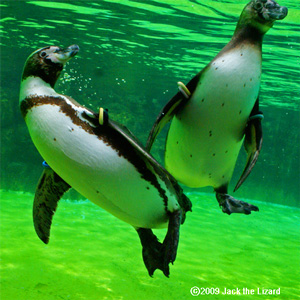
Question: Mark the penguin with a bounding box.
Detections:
[19,44,192,277]
[146,0,288,214]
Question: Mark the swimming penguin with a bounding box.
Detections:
[146,0,288,214]
[19,44,192,277]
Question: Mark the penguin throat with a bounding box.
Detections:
[22,57,63,88]
[231,24,264,48]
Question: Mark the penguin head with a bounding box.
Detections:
[252,0,288,22]
[22,44,80,88]
[237,0,288,35]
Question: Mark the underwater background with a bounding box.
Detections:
[0,0,299,299]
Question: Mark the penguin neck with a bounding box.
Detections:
[228,24,264,51]
[22,56,62,89]
[19,76,58,104]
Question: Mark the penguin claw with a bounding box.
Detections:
[216,193,259,215]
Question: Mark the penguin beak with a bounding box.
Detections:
[256,0,288,21]
[267,5,288,20]
[62,44,80,58]
[50,44,80,64]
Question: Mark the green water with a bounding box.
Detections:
[1,0,300,205]
[1,190,299,300]
[0,0,300,299]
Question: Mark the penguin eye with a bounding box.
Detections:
[254,1,263,10]
[40,51,47,58]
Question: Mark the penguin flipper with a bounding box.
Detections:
[81,109,146,150]
[109,119,145,149]
[234,102,263,192]
[33,168,70,244]
[146,72,202,152]
[108,119,170,177]
[82,108,187,187]
[145,92,187,151]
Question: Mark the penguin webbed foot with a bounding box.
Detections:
[216,193,259,215]
[136,228,165,277]
[136,210,181,277]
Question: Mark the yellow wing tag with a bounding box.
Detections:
[177,81,191,99]
[99,107,108,125]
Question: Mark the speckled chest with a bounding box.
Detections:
[174,44,262,143]
[164,44,262,187]
[184,45,261,130]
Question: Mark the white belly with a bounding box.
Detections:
[26,105,178,228]
[165,46,261,188]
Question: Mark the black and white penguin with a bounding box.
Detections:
[146,0,288,214]
[19,44,192,277]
